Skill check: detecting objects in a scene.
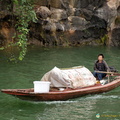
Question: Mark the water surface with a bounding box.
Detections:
[0,46,120,120]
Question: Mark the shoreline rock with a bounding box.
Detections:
[0,0,120,46]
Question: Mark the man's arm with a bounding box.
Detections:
[103,60,110,72]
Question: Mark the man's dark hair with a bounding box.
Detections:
[98,54,104,58]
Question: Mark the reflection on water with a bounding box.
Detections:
[0,46,120,120]
[36,99,96,120]
[34,93,120,120]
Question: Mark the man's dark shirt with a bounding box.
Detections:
[94,60,110,72]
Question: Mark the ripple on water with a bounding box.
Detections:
[80,94,120,100]
[28,94,120,105]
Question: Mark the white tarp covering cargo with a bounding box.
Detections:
[41,66,96,88]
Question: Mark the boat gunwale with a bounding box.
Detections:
[1,79,120,95]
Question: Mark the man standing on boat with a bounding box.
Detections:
[93,54,110,81]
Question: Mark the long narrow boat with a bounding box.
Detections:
[1,77,120,101]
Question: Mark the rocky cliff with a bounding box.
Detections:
[0,0,120,46]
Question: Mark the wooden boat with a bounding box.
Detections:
[1,77,120,101]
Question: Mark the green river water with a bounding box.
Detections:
[0,46,120,120]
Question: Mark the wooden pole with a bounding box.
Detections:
[108,75,110,83]
[95,71,114,74]
[95,71,120,75]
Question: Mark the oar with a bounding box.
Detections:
[95,71,120,76]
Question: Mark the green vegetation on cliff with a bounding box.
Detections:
[0,0,37,60]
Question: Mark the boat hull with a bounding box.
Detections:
[1,79,120,101]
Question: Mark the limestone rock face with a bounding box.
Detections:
[36,6,51,19]
[0,0,120,46]
[111,4,120,46]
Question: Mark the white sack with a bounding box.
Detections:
[41,66,96,88]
